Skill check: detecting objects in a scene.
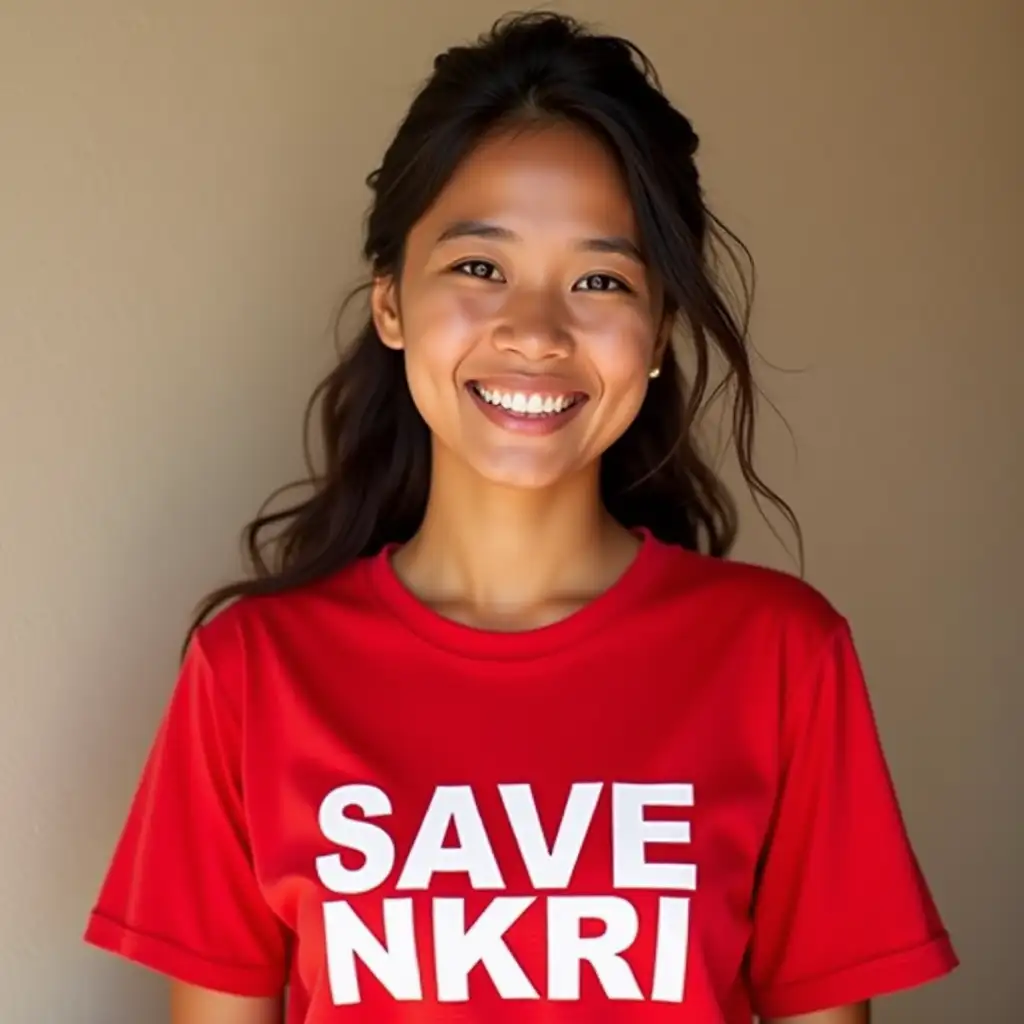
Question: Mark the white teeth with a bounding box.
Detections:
[475,385,578,416]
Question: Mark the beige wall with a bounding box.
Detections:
[1,1,1020,1021]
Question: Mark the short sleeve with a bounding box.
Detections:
[748,619,958,1018]
[84,625,289,996]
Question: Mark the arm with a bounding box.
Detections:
[170,982,283,1024]
[84,631,290,1010]
[765,1004,870,1024]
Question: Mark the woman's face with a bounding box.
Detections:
[372,120,666,491]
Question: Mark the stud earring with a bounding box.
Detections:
[649,367,661,379]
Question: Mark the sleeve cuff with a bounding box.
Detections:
[84,911,285,998]
[753,933,959,1018]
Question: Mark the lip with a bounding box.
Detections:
[465,378,589,436]
[467,374,589,399]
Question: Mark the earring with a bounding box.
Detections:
[649,367,661,379]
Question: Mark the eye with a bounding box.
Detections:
[452,259,505,282]
[575,273,630,293]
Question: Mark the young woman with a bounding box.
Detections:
[84,13,957,1024]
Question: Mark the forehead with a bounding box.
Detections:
[418,121,638,240]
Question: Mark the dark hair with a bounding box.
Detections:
[186,11,799,650]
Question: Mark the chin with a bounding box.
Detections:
[469,454,589,492]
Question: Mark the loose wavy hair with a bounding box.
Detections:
[185,12,799,649]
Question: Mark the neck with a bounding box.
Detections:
[392,452,638,624]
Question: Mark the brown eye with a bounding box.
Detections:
[453,260,504,282]
[576,273,629,293]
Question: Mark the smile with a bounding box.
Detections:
[468,383,585,418]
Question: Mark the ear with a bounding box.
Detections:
[652,310,675,370]
[371,276,404,351]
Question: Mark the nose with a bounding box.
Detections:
[492,286,573,362]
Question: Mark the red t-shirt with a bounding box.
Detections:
[85,531,957,1021]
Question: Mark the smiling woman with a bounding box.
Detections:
[83,11,957,1024]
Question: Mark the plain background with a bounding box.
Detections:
[1,1,1020,1021]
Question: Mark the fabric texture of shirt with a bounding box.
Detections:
[85,531,957,1021]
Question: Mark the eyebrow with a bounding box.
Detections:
[435,219,645,265]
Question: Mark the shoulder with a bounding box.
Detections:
[646,537,850,663]
[645,541,867,757]
[651,536,844,628]
[187,556,378,687]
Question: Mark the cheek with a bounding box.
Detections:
[397,289,491,428]
[584,311,657,390]
[402,288,492,372]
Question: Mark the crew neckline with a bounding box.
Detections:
[367,528,666,661]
